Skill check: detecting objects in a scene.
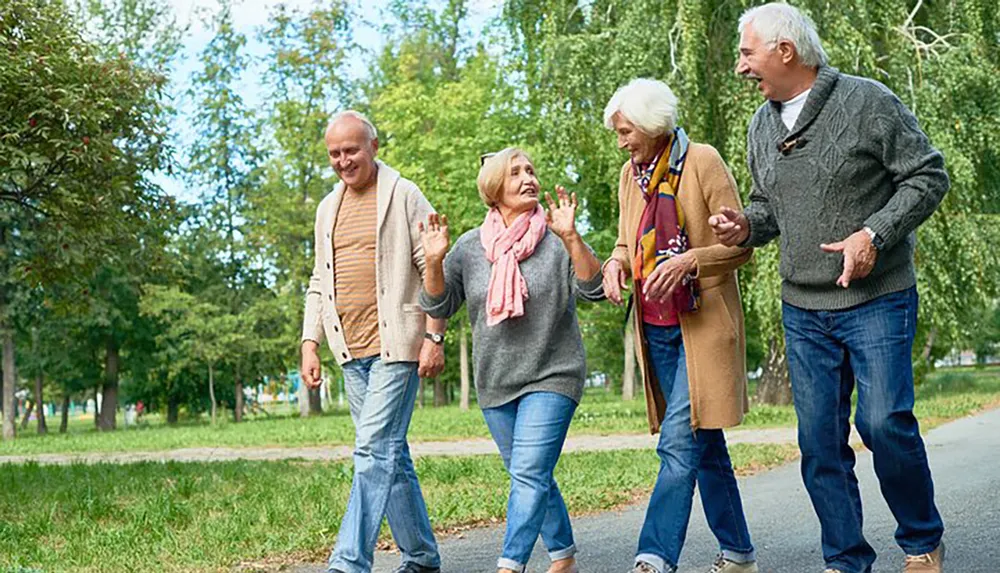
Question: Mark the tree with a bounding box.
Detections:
[1,0,170,438]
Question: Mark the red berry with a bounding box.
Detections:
[83,136,91,145]
[29,118,37,128]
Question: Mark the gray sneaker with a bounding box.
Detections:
[709,554,759,573]
[630,562,662,573]
[392,563,441,573]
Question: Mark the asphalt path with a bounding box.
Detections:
[297,406,1000,573]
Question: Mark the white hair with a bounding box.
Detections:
[738,3,828,68]
[328,110,378,142]
[603,78,678,137]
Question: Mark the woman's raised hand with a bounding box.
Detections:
[544,185,579,241]
[419,213,450,264]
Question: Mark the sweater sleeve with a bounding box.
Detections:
[574,241,606,302]
[419,237,466,319]
[742,119,781,248]
[863,89,949,250]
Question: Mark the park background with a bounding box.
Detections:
[1,0,999,571]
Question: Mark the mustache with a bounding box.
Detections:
[741,72,763,81]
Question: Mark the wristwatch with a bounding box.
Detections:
[425,332,444,345]
[862,226,883,250]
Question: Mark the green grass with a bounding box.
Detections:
[0,443,799,573]
[2,367,998,457]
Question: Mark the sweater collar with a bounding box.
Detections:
[768,65,840,138]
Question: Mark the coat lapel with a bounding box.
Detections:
[375,160,400,234]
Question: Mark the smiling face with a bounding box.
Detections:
[736,23,795,101]
[611,113,667,165]
[496,154,540,219]
[325,117,378,191]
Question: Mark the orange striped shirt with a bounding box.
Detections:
[333,187,380,358]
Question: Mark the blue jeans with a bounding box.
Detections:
[481,392,578,572]
[327,357,440,573]
[783,287,943,573]
[636,325,755,573]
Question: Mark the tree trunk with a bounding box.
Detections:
[94,386,101,428]
[921,327,937,366]
[19,400,33,430]
[167,396,179,425]
[433,379,446,407]
[98,337,119,431]
[308,386,322,414]
[2,322,16,441]
[756,336,793,405]
[60,395,70,433]
[459,323,470,410]
[31,328,47,434]
[208,362,217,425]
[234,380,244,423]
[622,324,637,401]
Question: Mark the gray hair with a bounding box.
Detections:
[738,3,828,68]
[328,110,378,142]
[603,78,678,137]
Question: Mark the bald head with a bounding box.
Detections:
[325,111,379,191]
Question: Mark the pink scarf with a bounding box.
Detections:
[481,205,547,326]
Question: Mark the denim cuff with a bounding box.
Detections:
[548,543,577,561]
[635,553,676,573]
[496,557,526,572]
[721,548,756,564]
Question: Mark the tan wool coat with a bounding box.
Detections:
[608,143,752,433]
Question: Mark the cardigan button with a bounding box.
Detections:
[333,325,339,333]
[341,352,347,359]
[329,295,333,301]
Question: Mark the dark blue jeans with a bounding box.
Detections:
[636,325,755,573]
[783,287,943,573]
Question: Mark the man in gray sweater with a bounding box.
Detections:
[710,4,947,573]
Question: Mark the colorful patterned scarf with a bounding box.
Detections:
[632,127,699,313]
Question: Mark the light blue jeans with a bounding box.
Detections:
[481,392,578,573]
[327,357,440,573]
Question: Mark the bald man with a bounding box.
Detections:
[301,111,445,573]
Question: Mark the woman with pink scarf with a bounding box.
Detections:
[419,148,604,573]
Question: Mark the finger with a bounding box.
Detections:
[644,269,667,299]
[418,221,425,233]
[555,185,567,203]
[618,268,628,289]
[544,191,557,212]
[570,192,578,209]
[440,214,448,231]
[820,242,845,253]
[720,206,741,221]
[839,253,855,288]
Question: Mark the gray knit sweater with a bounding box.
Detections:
[419,228,605,409]
[743,66,949,310]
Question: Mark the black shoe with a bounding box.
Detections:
[392,563,441,573]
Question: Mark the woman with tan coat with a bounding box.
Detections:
[601,79,758,573]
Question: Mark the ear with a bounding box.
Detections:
[370,137,379,156]
[776,40,797,65]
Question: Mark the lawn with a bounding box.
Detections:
[0,443,800,573]
[2,367,998,457]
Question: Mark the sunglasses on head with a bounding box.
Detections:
[479,152,497,166]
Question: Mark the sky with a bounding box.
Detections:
[153,0,503,200]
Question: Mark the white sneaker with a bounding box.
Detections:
[709,554,759,573]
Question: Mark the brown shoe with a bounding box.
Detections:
[904,543,944,572]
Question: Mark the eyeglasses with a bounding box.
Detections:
[479,152,497,166]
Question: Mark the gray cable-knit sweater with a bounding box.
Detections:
[743,65,949,310]
[419,228,605,409]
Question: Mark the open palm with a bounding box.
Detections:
[420,213,450,262]
[545,186,578,240]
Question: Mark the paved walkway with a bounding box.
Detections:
[0,426,833,466]
[294,409,998,572]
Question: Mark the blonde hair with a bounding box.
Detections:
[477,147,533,208]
